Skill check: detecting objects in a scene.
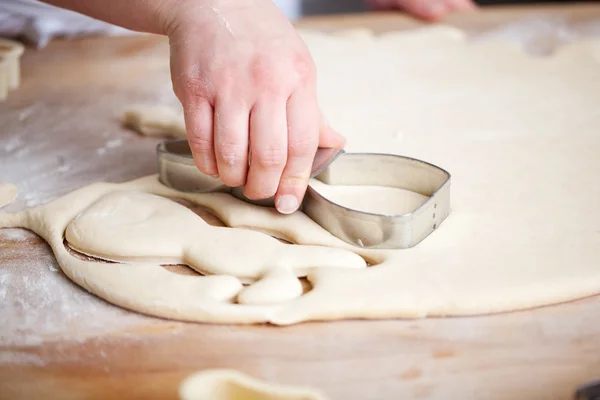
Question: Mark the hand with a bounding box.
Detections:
[366,0,477,21]
[163,0,346,214]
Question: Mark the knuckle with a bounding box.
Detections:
[218,141,245,167]
[174,71,210,102]
[249,55,273,81]
[212,68,236,91]
[188,138,217,176]
[249,55,288,94]
[175,67,237,103]
[279,174,309,189]
[292,54,316,86]
[245,184,277,200]
[253,146,287,169]
[288,136,317,157]
[188,136,212,152]
[248,52,316,93]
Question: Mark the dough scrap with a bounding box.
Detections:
[179,369,328,400]
[65,189,366,304]
[2,26,600,325]
[0,38,25,102]
[122,105,186,138]
[0,183,18,209]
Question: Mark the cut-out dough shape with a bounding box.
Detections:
[2,26,600,325]
[65,190,366,304]
[122,105,186,138]
[179,369,328,400]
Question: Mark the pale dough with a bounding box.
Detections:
[122,105,186,138]
[179,369,328,400]
[1,26,600,325]
[65,190,365,306]
[0,38,25,101]
[309,180,429,215]
[0,183,18,209]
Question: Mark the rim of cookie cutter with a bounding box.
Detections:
[156,139,345,201]
[157,139,228,193]
[302,152,452,249]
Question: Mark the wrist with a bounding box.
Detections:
[153,0,182,36]
[39,0,177,35]
[157,0,217,38]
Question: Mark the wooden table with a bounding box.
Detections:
[2,4,600,400]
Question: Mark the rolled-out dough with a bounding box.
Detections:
[0,183,18,209]
[1,26,600,325]
[122,105,186,138]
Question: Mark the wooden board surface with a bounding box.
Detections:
[2,5,600,400]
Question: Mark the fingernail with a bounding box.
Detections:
[276,194,299,214]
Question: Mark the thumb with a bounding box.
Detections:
[318,110,346,149]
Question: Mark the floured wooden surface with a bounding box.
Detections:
[2,8,600,400]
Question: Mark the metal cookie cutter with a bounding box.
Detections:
[304,153,451,249]
[157,139,451,249]
[157,139,345,205]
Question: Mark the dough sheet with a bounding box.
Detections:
[1,26,599,326]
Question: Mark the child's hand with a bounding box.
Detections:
[366,0,477,21]
[163,0,345,214]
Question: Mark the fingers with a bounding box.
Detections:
[243,97,288,201]
[366,0,445,19]
[402,0,448,21]
[367,0,476,20]
[214,97,250,187]
[184,100,218,177]
[447,0,477,11]
[273,88,320,214]
[318,109,346,149]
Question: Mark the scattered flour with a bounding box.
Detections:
[57,164,71,173]
[0,47,185,365]
[0,239,153,351]
[0,351,45,366]
[18,104,41,122]
[0,228,31,242]
[105,138,123,148]
[3,136,25,153]
[96,137,124,156]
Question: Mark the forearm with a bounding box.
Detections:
[38,0,178,35]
